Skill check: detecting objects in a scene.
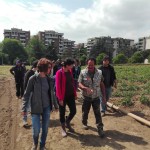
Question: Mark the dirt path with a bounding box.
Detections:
[0,77,150,150]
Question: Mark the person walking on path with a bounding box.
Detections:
[55,58,77,137]
[99,55,117,117]
[22,60,38,126]
[22,58,58,150]
[72,59,81,91]
[10,60,26,99]
[78,58,106,138]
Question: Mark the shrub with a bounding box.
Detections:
[113,54,128,64]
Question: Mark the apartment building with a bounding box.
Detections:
[38,30,64,53]
[3,28,30,46]
[86,36,112,55]
[112,38,134,57]
[137,36,150,51]
[86,36,134,57]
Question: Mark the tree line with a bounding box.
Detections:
[0,36,150,65]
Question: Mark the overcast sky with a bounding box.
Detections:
[0,0,150,44]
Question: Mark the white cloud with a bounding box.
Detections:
[0,0,150,43]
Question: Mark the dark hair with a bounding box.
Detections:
[103,55,110,61]
[37,58,51,73]
[87,58,96,65]
[32,60,38,68]
[63,58,75,67]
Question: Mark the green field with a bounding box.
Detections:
[0,64,150,106]
[113,64,150,106]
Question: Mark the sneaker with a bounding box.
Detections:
[101,112,105,117]
[23,120,28,127]
[98,127,105,138]
[62,129,67,137]
[61,124,67,137]
[66,122,75,132]
[83,124,89,130]
[31,144,38,150]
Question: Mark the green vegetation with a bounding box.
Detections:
[112,64,150,106]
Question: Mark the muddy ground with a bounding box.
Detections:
[0,77,150,150]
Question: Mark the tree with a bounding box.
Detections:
[61,48,72,60]
[129,51,144,63]
[96,53,106,65]
[45,42,58,61]
[2,38,28,64]
[26,35,46,63]
[80,55,87,66]
[113,54,128,64]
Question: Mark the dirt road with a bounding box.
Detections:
[0,77,150,150]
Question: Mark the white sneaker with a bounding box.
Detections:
[23,120,28,127]
[62,129,67,137]
[83,124,89,130]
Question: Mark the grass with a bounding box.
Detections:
[112,64,150,106]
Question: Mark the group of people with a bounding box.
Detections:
[10,56,116,150]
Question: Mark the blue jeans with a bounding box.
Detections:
[101,87,112,112]
[23,93,32,122]
[31,106,50,148]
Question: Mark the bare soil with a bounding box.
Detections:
[0,77,150,150]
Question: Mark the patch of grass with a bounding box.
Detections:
[121,96,133,106]
[140,95,150,106]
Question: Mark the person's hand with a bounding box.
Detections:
[22,112,27,116]
[86,87,93,95]
[59,101,64,106]
[55,108,59,112]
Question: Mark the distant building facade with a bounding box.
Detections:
[86,36,134,58]
[3,28,30,46]
[38,30,64,54]
[137,36,150,51]
[112,38,134,57]
[38,30,75,57]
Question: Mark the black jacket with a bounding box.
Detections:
[99,65,116,87]
[24,69,35,90]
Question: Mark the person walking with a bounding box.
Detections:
[99,55,117,116]
[55,58,77,137]
[22,60,38,126]
[10,60,26,99]
[22,58,58,150]
[72,59,81,91]
[78,58,106,138]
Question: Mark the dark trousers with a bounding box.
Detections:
[15,79,24,97]
[82,97,103,127]
[58,95,76,124]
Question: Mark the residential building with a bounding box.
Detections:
[137,36,150,51]
[112,38,134,57]
[3,28,30,46]
[38,30,64,53]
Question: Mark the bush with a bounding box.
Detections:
[113,54,128,64]
[129,51,144,63]
[96,53,106,65]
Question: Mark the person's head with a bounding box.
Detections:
[31,60,38,70]
[103,55,110,66]
[86,58,96,73]
[63,58,75,70]
[37,58,52,74]
[74,59,80,66]
[16,60,21,66]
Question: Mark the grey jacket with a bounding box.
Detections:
[22,73,58,114]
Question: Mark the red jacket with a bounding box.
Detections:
[55,68,77,101]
